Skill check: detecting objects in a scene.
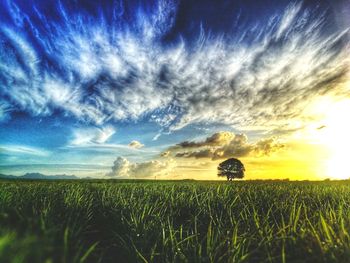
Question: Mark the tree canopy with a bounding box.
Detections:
[217,158,245,181]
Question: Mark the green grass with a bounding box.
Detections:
[1,180,350,262]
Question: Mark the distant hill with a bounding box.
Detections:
[0,172,79,180]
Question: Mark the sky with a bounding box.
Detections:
[0,0,349,180]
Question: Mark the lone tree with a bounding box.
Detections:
[218,158,245,181]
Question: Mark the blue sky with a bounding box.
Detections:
[0,0,349,179]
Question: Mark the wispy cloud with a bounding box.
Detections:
[0,145,49,156]
[70,126,116,146]
[0,1,348,133]
[66,126,156,157]
[0,101,11,122]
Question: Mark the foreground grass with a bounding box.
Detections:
[1,180,350,262]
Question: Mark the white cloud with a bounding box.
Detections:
[128,140,144,149]
[0,1,349,133]
[70,126,115,146]
[106,157,130,177]
[106,157,176,178]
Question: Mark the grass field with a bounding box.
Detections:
[1,180,350,263]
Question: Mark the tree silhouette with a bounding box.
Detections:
[217,158,245,181]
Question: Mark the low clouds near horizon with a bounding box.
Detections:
[107,131,284,178]
[165,131,285,160]
[107,157,176,178]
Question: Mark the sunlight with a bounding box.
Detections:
[314,99,350,179]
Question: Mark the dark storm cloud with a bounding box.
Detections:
[0,0,348,132]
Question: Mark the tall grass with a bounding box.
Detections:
[1,180,350,262]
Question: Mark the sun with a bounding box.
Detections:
[314,100,350,179]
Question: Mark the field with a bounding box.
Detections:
[1,180,350,263]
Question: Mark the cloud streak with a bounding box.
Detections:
[0,145,49,156]
[0,1,348,133]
